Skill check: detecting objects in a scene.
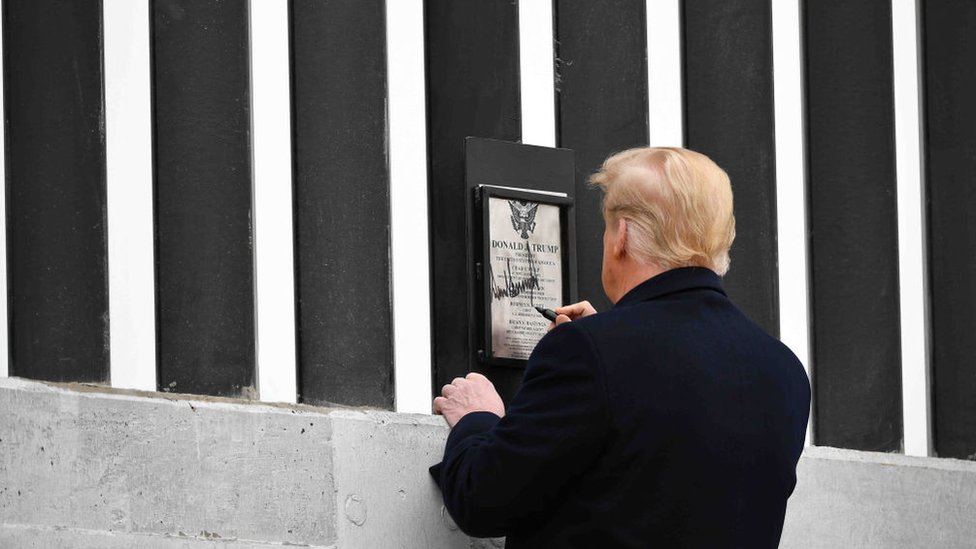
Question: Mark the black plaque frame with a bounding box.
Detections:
[473,185,577,368]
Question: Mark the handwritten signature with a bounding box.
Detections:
[489,245,543,303]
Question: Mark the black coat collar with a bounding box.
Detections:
[613,267,726,308]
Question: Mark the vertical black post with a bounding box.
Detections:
[804,0,903,451]
[921,0,976,459]
[3,0,109,382]
[151,0,256,397]
[682,0,779,336]
[290,0,393,408]
[554,0,649,314]
[425,0,521,396]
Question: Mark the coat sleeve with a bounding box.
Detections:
[429,321,610,538]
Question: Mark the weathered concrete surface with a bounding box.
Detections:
[0,523,332,549]
[3,377,976,548]
[0,377,473,548]
[328,410,505,548]
[0,377,336,546]
[781,446,976,549]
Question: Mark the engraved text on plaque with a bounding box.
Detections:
[487,196,563,360]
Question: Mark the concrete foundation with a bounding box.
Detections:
[782,446,976,548]
[1,377,974,548]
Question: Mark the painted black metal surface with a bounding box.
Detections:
[465,138,576,402]
[804,0,903,451]
[3,0,109,382]
[921,0,976,459]
[290,0,392,408]
[683,0,779,336]
[151,0,255,397]
[425,0,521,398]
[554,0,649,314]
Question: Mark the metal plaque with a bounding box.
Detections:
[476,185,574,366]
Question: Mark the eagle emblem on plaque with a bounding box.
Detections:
[508,200,539,239]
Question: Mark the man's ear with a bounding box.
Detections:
[613,218,628,258]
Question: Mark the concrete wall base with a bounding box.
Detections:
[2,378,974,548]
[782,445,976,548]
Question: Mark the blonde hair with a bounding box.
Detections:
[589,147,736,275]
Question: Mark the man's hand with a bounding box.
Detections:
[433,373,505,428]
[548,300,597,331]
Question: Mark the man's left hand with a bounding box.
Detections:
[433,373,505,428]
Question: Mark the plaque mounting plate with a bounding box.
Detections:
[462,137,576,399]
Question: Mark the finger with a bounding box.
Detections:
[555,300,592,319]
[451,377,466,386]
[555,314,572,326]
[547,320,557,332]
[555,299,586,312]
[441,383,457,397]
[554,303,577,315]
[432,396,448,414]
[466,372,496,390]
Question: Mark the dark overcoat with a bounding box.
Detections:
[431,267,811,548]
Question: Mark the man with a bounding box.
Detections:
[430,147,811,547]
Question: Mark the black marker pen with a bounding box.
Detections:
[534,306,558,322]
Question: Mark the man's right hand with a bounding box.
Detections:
[548,300,597,331]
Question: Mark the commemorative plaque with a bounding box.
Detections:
[459,137,576,398]
[475,185,576,367]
